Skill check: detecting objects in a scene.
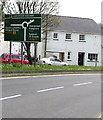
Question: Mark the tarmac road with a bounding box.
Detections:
[1,73,102,118]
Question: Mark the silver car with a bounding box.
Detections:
[39,57,68,66]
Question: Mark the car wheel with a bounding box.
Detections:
[9,62,13,64]
[64,64,66,66]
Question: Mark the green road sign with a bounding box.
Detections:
[4,14,41,42]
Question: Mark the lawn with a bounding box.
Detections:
[1,63,102,73]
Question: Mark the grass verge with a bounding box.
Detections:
[1,63,102,72]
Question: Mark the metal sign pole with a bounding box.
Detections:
[9,42,12,63]
[34,42,37,67]
[21,42,23,64]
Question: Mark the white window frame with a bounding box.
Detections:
[53,33,58,40]
[67,52,71,60]
[79,35,85,41]
[88,53,98,61]
[65,34,71,40]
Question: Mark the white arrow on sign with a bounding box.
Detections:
[11,20,34,41]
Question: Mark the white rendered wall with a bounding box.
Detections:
[47,31,101,66]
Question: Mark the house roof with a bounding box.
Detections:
[54,16,101,34]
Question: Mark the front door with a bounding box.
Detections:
[78,52,85,66]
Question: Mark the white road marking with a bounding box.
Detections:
[73,82,93,86]
[0,94,22,101]
[37,86,64,93]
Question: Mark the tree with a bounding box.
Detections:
[0,0,60,64]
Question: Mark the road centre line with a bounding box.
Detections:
[0,94,22,101]
[73,82,93,86]
[0,73,101,80]
[37,86,64,93]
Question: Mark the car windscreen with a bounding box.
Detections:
[50,58,55,61]
[55,58,61,62]
[0,54,8,58]
[11,55,23,59]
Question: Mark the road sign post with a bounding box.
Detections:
[4,14,41,66]
[9,42,12,63]
[34,42,37,67]
[21,42,23,64]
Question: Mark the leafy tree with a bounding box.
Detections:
[0,0,60,64]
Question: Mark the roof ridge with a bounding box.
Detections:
[58,15,93,21]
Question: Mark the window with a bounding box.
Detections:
[67,52,71,60]
[11,55,23,60]
[55,58,61,62]
[79,35,85,41]
[1,54,8,58]
[65,34,71,40]
[88,53,98,61]
[53,33,58,39]
[50,58,55,61]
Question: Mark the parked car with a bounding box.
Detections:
[0,53,29,64]
[39,57,68,66]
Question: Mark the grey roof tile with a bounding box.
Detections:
[54,16,101,34]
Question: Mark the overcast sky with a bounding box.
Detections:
[58,0,102,23]
[3,0,102,23]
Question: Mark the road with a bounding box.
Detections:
[1,73,102,118]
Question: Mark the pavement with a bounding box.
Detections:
[1,70,102,77]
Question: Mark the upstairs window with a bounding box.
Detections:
[53,33,58,40]
[65,34,71,40]
[79,35,85,41]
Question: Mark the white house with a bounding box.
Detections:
[45,16,101,66]
[0,22,9,55]
[0,16,102,66]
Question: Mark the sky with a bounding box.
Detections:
[3,0,102,23]
[58,0,102,23]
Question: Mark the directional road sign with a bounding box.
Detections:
[4,14,41,42]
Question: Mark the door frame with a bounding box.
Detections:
[78,52,85,66]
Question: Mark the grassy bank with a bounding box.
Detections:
[1,63,102,72]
